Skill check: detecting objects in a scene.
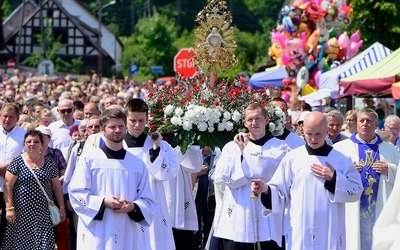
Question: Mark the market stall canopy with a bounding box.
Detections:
[339,46,400,97]
[249,66,287,89]
[391,82,400,99]
[319,42,392,98]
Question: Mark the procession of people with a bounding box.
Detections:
[0,68,400,250]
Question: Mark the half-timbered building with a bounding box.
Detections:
[0,0,122,75]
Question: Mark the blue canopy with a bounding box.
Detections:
[249,66,287,89]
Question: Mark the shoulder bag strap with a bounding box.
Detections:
[22,155,51,203]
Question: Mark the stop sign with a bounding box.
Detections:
[174,48,198,78]
[7,58,15,69]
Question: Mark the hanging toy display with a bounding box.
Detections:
[268,0,363,98]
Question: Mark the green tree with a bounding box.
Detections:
[349,0,400,50]
[1,0,20,20]
[120,13,178,81]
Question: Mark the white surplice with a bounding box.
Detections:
[334,138,400,250]
[279,131,305,249]
[69,148,157,250]
[163,146,202,231]
[124,136,178,250]
[213,138,288,244]
[373,166,400,250]
[267,146,363,249]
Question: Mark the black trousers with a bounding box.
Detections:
[173,228,195,250]
[66,208,76,250]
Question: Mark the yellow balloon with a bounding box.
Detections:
[302,83,316,96]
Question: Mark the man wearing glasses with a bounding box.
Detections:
[48,99,80,151]
[383,115,400,152]
[334,108,400,250]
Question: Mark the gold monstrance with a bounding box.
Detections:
[191,0,237,85]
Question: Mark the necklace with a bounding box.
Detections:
[33,164,39,169]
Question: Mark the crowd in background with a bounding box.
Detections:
[0,68,400,250]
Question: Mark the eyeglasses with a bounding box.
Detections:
[385,125,400,131]
[87,125,101,129]
[25,140,40,144]
[59,108,73,114]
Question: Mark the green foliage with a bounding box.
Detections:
[349,0,400,50]
[22,53,44,68]
[120,13,178,80]
[71,57,84,74]
[1,0,19,21]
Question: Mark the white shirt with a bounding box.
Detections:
[48,119,80,151]
[0,126,26,191]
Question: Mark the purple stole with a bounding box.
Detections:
[350,133,383,248]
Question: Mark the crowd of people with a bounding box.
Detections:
[0,68,399,250]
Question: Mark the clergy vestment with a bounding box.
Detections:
[275,128,305,249]
[334,135,400,250]
[213,137,287,245]
[267,144,363,249]
[373,166,400,250]
[124,133,178,250]
[69,146,157,250]
[163,146,202,231]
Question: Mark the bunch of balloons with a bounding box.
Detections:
[268,0,363,95]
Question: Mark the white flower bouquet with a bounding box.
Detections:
[146,76,267,153]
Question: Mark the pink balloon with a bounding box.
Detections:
[338,32,349,48]
[281,92,291,103]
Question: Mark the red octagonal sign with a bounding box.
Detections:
[174,48,198,78]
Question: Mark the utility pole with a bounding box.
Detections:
[131,0,135,34]
[97,0,103,79]
[39,0,46,59]
[16,0,26,66]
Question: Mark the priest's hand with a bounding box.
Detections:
[354,161,362,172]
[151,131,162,150]
[104,195,124,210]
[234,132,249,151]
[112,199,136,213]
[372,161,388,175]
[311,162,335,181]
[251,179,269,195]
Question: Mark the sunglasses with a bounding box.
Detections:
[59,108,73,114]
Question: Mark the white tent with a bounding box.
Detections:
[319,42,392,97]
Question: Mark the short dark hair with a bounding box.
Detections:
[73,100,85,111]
[125,98,149,115]
[100,108,127,127]
[24,129,44,144]
[270,97,288,110]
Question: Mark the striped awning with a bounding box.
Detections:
[339,43,392,79]
[318,42,392,98]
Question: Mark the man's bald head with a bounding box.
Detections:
[303,111,328,149]
[83,102,101,118]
